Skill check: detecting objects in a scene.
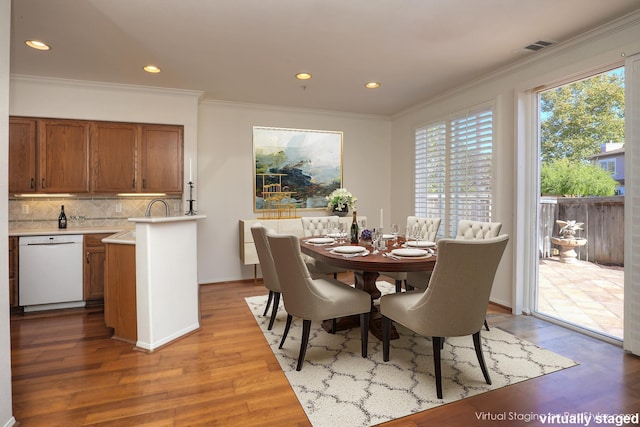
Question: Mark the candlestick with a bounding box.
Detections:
[189,158,193,182]
[380,209,384,230]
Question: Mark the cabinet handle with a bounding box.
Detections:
[30,178,35,189]
[41,178,45,189]
[132,179,136,189]
[86,252,90,263]
[142,178,146,189]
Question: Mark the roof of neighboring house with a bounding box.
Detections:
[589,147,625,159]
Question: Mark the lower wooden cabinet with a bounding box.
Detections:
[8,237,18,307]
[104,243,137,343]
[83,233,110,304]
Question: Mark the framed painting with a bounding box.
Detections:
[253,126,343,213]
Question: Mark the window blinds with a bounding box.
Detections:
[415,107,494,237]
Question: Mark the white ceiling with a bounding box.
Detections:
[9,0,640,116]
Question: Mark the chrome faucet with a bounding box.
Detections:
[145,198,170,217]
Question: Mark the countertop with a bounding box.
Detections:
[9,226,130,237]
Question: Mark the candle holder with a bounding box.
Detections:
[185,181,197,216]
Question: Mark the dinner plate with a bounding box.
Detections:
[307,237,335,244]
[406,240,436,248]
[382,234,395,240]
[326,232,347,238]
[391,248,430,257]
[331,245,367,254]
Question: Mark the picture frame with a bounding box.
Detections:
[253,126,343,213]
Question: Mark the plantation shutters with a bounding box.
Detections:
[415,107,494,238]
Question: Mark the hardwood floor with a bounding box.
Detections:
[10,277,640,426]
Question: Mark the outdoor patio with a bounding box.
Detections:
[538,257,624,339]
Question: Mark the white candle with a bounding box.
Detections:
[189,158,193,182]
[380,209,384,229]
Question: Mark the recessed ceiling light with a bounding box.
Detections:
[25,40,50,51]
[365,82,381,89]
[144,65,161,73]
[296,72,312,80]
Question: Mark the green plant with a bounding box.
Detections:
[540,159,617,197]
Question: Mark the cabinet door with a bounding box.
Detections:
[8,237,18,307]
[9,118,37,193]
[83,234,109,301]
[140,125,183,194]
[39,119,90,193]
[90,123,138,193]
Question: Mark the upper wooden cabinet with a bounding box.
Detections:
[9,117,184,195]
[90,122,138,193]
[9,118,37,193]
[39,119,91,193]
[141,125,184,194]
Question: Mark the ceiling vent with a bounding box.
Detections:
[524,40,554,51]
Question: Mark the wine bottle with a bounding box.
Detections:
[58,205,67,229]
[350,210,359,244]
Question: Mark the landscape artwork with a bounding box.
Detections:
[253,126,343,212]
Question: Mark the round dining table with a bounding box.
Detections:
[300,237,437,340]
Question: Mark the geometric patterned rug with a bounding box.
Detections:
[245,282,578,427]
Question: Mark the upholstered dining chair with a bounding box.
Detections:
[406,219,502,291]
[251,224,282,331]
[267,233,371,371]
[383,216,441,292]
[301,216,348,279]
[406,219,502,330]
[381,234,509,399]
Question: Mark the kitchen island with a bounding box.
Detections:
[104,214,206,352]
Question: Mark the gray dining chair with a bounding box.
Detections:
[383,216,440,292]
[267,233,371,371]
[406,219,502,330]
[251,224,282,331]
[381,234,509,399]
[301,216,348,279]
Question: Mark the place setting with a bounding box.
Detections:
[329,245,370,258]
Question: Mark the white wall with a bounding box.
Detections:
[0,0,15,424]
[197,101,391,283]
[390,11,640,309]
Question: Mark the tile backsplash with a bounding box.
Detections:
[9,196,183,229]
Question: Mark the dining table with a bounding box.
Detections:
[300,236,437,340]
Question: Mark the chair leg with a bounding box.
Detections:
[330,318,337,334]
[484,318,490,331]
[382,316,391,361]
[296,319,312,371]
[333,272,338,279]
[267,292,280,331]
[263,290,274,316]
[279,314,293,349]
[432,336,443,399]
[395,279,402,293]
[406,284,415,291]
[360,313,369,358]
[473,331,492,385]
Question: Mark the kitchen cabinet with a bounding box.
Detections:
[83,233,110,304]
[8,237,18,307]
[90,122,138,193]
[39,119,90,193]
[9,117,184,195]
[104,243,137,343]
[9,118,37,193]
[141,125,183,194]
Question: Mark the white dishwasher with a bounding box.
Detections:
[19,234,85,312]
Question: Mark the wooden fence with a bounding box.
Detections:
[539,196,624,266]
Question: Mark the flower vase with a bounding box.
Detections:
[332,207,349,217]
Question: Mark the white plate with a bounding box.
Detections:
[392,248,429,257]
[406,240,436,248]
[332,245,367,254]
[308,237,335,244]
[382,234,395,240]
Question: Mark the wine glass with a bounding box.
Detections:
[391,224,400,246]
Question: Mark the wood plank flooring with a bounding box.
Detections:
[10,277,640,426]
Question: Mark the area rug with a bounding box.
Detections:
[245,282,578,427]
